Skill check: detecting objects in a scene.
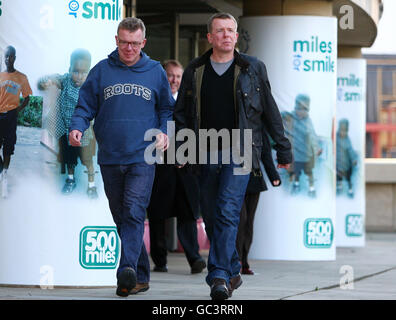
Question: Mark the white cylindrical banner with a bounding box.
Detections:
[0,0,123,286]
[336,58,366,247]
[239,16,337,260]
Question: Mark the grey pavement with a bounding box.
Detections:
[0,229,396,300]
[1,127,396,301]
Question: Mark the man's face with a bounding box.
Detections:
[4,48,16,70]
[70,59,90,88]
[116,28,146,66]
[166,65,183,95]
[207,18,238,54]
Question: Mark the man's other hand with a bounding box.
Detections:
[155,133,169,151]
[277,163,291,170]
[69,130,82,147]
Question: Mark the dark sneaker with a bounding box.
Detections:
[228,273,243,297]
[241,267,255,275]
[62,178,76,195]
[130,282,149,295]
[116,267,136,297]
[191,258,206,274]
[153,265,168,272]
[87,186,98,199]
[210,278,229,300]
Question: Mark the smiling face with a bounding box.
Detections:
[165,64,183,95]
[207,18,238,55]
[115,28,146,66]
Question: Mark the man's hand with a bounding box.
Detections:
[277,163,291,170]
[69,130,82,147]
[155,133,169,151]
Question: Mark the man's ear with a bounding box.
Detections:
[207,33,212,44]
[141,38,147,49]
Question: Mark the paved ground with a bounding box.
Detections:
[0,232,395,301]
[1,127,396,304]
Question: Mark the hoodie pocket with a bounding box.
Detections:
[97,118,156,155]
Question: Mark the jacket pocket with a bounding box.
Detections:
[243,90,262,118]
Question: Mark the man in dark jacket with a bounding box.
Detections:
[147,60,206,275]
[173,12,292,300]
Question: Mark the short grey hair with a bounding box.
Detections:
[207,12,238,33]
[117,17,146,38]
[163,59,183,71]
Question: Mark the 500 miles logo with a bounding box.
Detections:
[79,226,120,269]
[304,218,334,248]
[68,0,121,20]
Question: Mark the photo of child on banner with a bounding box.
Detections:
[279,94,327,198]
[37,48,98,199]
[336,118,358,198]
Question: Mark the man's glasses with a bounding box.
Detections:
[118,39,143,49]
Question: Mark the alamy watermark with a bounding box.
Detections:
[339,265,354,290]
[339,5,354,30]
[144,121,252,175]
[40,265,54,290]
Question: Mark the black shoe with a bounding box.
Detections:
[153,265,168,272]
[210,278,229,300]
[116,267,136,297]
[191,258,206,274]
[130,282,150,295]
[228,273,243,297]
[62,178,76,194]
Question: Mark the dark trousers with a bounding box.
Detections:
[100,163,155,283]
[0,109,17,157]
[199,151,250,286]
[149,217,201,267]
[148,166,201,267]
[236,192,260,269]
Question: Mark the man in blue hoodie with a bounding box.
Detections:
[69,17,174,297]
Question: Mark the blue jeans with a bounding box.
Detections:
[100,163,155,283]
[199,152,250,286]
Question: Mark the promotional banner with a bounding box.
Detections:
[0,0,123,286]
[336,58,366,247]
[239,16,337,260]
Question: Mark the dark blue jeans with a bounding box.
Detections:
[100,163,155,283]
[199,152,250,286]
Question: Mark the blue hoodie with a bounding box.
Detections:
[69,49,174,165]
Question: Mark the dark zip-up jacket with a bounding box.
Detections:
[173,48,292,174]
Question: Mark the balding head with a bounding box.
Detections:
[4,46,16,72]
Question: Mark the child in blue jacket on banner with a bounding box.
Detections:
[38,48,97,198]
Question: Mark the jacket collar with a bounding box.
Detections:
[193,48,250,70]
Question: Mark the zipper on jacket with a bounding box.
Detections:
[233,65,241,128]
[195,65,205,129]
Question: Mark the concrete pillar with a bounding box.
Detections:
[240,0,337,260]
[170,13,180,61]
[336,46,366,247]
